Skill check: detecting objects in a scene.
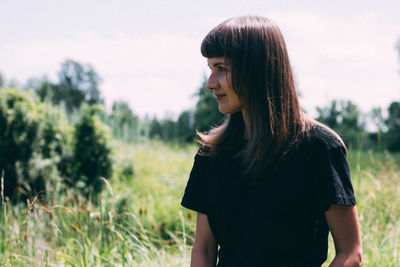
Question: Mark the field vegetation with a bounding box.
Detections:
[0,140,399,266]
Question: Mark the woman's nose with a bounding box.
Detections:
[206,73,218,90]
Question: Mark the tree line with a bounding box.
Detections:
[1,58,399,151]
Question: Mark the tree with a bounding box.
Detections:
[370,108,386,132]
[72,105,112,197]
[193,76,225,133]
[23,60,103,113]
[385,101,400,151]
[109,101,139,142]
[160,118,177,141]
[316,100,366,148]
[53,60,103,112]
[149,117,163,139]
[176,110,194,142]
[27,76,55,103]
[0,89,69,201]
[340,101,364,130]
[368,107,386,150]
[316,100,340,129]
[385,39,400,151]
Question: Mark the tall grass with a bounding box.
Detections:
[323,150,400,266]
[0,141,399,266]
[0,141,196,266]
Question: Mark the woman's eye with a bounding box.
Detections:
[217,66,227,72]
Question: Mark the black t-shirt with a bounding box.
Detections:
[181,125,356,267]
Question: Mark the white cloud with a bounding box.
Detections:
[267,11,400,115]
[0,32,205,117]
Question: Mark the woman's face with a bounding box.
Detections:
[206,57,243,114]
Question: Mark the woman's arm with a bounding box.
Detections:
[191,213,218,267]
[325,204,363,267]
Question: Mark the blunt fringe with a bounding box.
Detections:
[197,16,311,182]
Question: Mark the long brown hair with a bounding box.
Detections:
[198,16,308,180]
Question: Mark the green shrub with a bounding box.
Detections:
[72,105,112,197]
[0,89,70,201]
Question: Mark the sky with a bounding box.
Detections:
[1,0,400,119]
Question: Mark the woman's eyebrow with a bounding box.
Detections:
[208,62,228,68]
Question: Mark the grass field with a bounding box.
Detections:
[0,140,399,266]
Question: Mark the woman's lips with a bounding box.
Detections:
[215,94,226,101]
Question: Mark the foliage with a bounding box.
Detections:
[148,117,164,140]
[108,101,140,142]
[193,76,225,133]
[55,59,103,111]
[72,105,112,197]
[385,101,400,152]
[149,117,178,141]
[0,89,70,201]
[316,100,367,149]
[176,110,195,142]
[28,76,54,103]
[0,140,196,266]
[28,60,104,113]
[0,89,114,202]
[0,141,399,266]
[323,150,400,266]
[147,77,223,143]
[159,118,178,141]
[316,100,341,129]
[386,39,400,151]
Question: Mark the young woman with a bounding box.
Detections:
[181,16,362,267]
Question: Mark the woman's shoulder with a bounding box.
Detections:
[195,143,237,167]
[304,119,346,151]
[194,144,217,165]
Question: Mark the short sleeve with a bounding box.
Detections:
[315,143,356,211]
[181,153,210,214]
